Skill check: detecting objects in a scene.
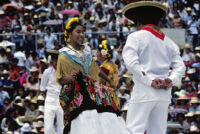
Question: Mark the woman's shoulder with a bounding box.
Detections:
[59,46,79,57]
[102,61,117,69]
[59,47,70,53]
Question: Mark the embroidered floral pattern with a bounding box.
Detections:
[74,93,83,106]
[59,75,120,133]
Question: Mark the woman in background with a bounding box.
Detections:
[96,40,120,108]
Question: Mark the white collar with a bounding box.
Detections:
[59,43,91,56]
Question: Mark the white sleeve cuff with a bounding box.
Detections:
[142,74,154,87]
[40,86,46,92]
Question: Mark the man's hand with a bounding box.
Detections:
[151,78,173,90]
[151,78,164,89]
[164,78,172,90]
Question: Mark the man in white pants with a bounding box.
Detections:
[40,50,64,134]
[122,1,186,134]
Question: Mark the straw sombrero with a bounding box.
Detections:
[190,97,200,104]
[40,57,48,64]
[46,49,59,62]
[122,1,168,23]
[46,49,59,55]
[29,66,38,72]
[195,46,200,51]
[185,112,194,117]
[123,71,133,78]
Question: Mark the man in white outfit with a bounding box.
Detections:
[40,50,64,134]
[122,1,186,134]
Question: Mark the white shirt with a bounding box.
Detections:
[59,43,91,57]
[187,20,199,34]
[122,30,186,102]
[40,66,61,96]
[14,51,26,67]
[178,9,187,20]
[44,34,57,50]
[25,56,34,70]
[11,1,23,8]
[112,50,121,62]
[182,51,195,62]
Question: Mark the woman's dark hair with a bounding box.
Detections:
[66,21,82,34]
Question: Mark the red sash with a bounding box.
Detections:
[141,24,165,40]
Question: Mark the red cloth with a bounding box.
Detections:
[52,65,56,70]
[141,24,165,40]
[10,70,20,81]
[186,92,197,99]
[15,66,21,72]
[100,66,109,75]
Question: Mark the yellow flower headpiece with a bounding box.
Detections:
[100,40,112,58]
[64,17,80,43]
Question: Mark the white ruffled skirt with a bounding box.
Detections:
[70,109,127,134]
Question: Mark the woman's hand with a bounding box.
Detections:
[61,76,72,85]
[71,70,81,78]
[61,70,80,85]
[109,80,117,91]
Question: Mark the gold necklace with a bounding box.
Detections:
[66,44,93,75]
[67,44,86,62]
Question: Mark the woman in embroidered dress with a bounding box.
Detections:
[97,40,119,86]
[56,17,126,134]
[96,40,120,108]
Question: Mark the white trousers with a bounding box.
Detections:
[126,101,169,134]
[70,110,127,134]
[44,102,64,134]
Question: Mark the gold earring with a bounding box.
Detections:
[67,36,71,43]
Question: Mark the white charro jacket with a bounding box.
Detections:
[122,29,186,102]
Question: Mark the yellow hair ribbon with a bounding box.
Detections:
[64,17,79,43]
[66,17,79,30]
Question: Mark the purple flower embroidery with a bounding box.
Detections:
[74,93,83,106]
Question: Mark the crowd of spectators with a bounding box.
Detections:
[0,0,199,134]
